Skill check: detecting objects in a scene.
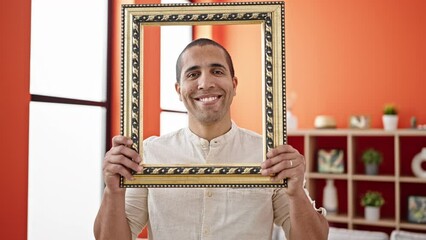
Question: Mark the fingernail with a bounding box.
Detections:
[137,166,143,172]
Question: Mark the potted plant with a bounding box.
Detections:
[361,148,383,175]
[361,191,385,221]
[382,104,398,131]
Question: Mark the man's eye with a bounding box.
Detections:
[187,72,199,79]
[213,70,224,75]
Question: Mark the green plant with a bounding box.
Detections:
[361,148,383,165]
[383,104,397,115]
[361,191,385,207]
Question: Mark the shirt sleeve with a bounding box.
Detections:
[125,188,149,240]
[272,178,327,239]
[272,188,291,238]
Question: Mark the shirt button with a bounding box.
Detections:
[206,191,213,197]
[203,228,210,235]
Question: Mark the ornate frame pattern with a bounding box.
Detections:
[121,1,287,188]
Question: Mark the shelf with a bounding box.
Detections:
[397,130,426,136]
[326,214,349,223]
[399,221,426,231]
[352,217,396,227]
[289,129,350,136]
[352,174,396,182]
[308,173,348,180]
[399,177,426,183]
[288,129,426,136]
[299,129,426,233]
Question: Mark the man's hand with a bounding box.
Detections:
[102,136,142,193]
[260,144,306,196]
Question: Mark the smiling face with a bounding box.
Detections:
[175,44,238,127]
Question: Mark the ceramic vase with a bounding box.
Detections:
[287,111,298,131]
[382,115,398,131]
[323,179,338,214]
[412,147,426,178]
[365,206,380,221]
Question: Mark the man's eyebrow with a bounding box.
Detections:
[183,63,226,74]
[210,63,226,69]
[183,65,200,75]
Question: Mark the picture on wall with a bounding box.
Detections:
[317,149,344,173]
[408,195,426,224]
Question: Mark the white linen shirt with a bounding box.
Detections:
[125,123,324,240]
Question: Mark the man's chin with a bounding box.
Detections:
[193,113,222,125]
[198,117,220,124]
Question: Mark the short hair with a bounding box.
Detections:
[175,38,235,83]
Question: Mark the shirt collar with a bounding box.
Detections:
[184,121,238,145]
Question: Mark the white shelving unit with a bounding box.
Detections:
[288,129,426,234]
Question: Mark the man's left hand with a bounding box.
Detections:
[260,144,306,196]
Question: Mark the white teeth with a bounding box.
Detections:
[199,96,218,102]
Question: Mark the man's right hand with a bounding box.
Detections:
[102,135,142,193]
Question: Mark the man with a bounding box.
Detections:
[94,38,329,240]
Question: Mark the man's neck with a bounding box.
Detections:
[188,117,232,142]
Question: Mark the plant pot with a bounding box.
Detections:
[365,163,378,175]
[382,115,398,131]
[365,206,381,221]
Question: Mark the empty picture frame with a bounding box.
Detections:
[121,1,287,188]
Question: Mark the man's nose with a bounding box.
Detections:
[197,73,215,90]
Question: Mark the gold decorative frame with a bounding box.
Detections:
[120,1,287,188]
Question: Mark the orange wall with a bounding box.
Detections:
[286,0,426,129]
[0,0,31,239]
[223,25,263,133]
[220,0,426,130]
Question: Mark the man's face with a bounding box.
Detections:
[175,45,238,125]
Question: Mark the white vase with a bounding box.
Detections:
[287,111,298,131]
[382,115,398,131]
[323,179,338,214]
[412,147,426,178]
[365,206,380,221]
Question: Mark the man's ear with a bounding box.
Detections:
[175,82,182,101]
[232,76,238,96]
